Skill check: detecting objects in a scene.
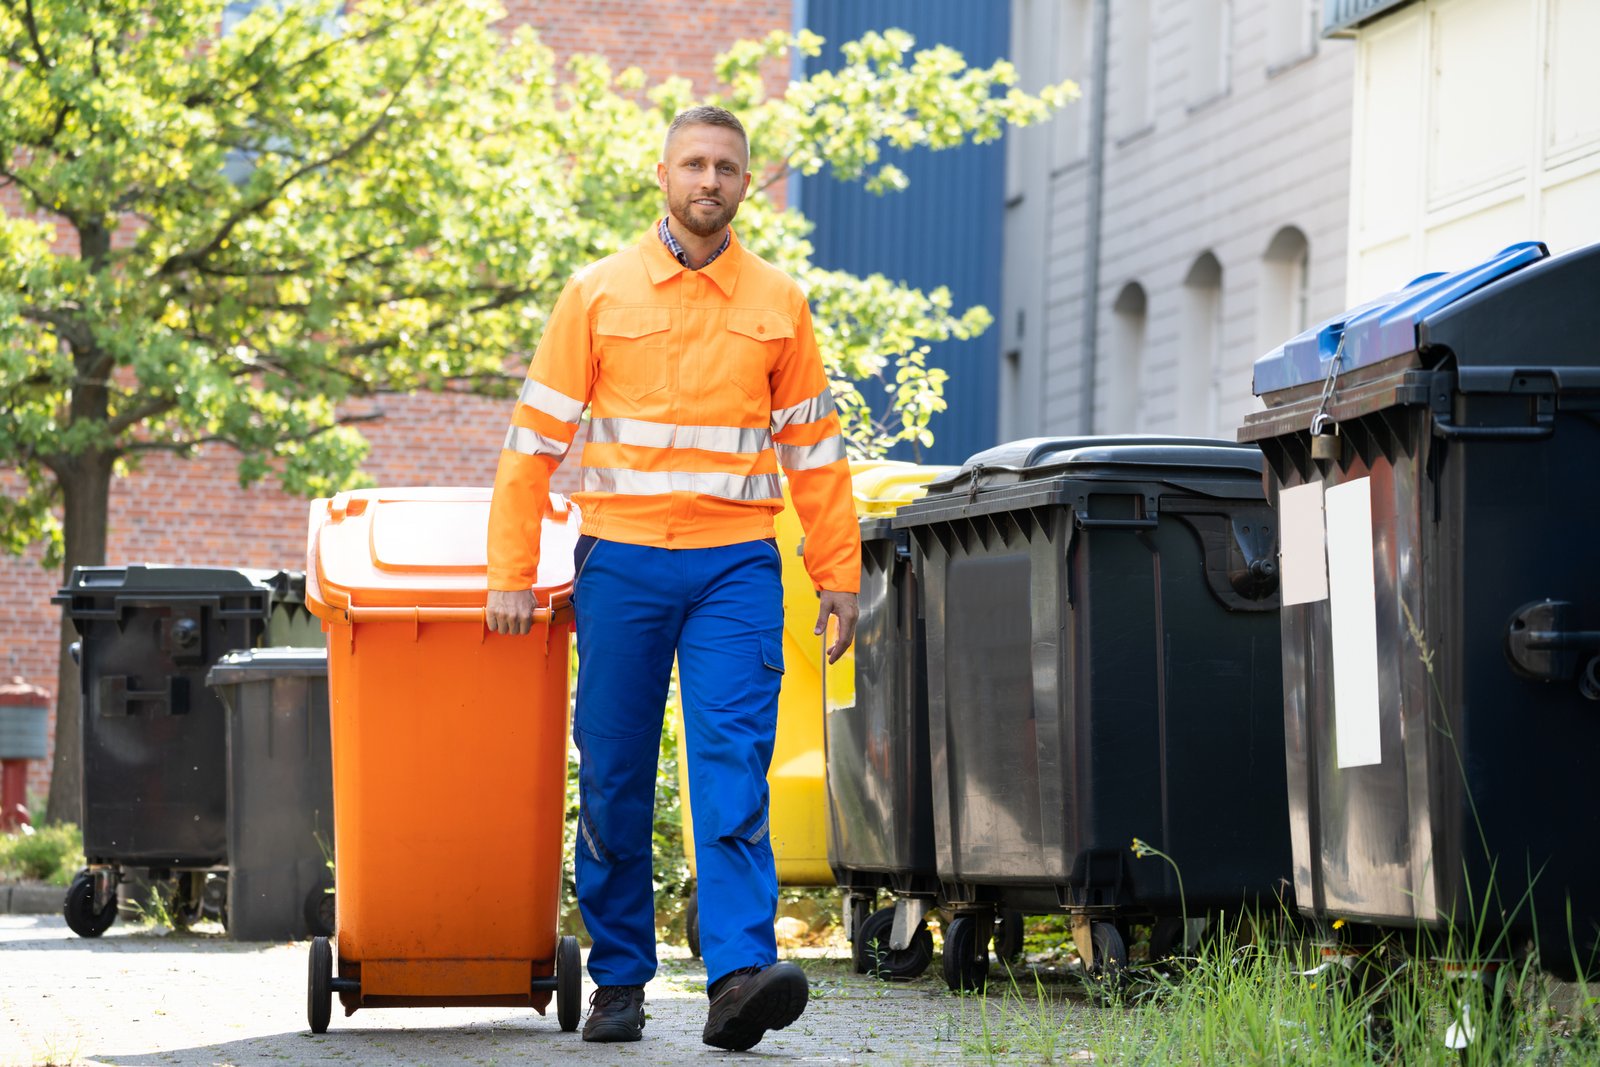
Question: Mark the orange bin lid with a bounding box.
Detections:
[304,487,579,622]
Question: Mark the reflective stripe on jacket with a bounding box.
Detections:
[487,222,860,593]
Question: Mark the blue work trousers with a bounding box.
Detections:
[570,536,785,989]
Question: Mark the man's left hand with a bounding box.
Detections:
[815,590,859,664]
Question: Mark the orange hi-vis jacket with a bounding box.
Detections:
[487,222,860,594]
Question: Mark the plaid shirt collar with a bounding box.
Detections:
[658,217,730,270]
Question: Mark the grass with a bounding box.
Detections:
[937,910,1600,1065]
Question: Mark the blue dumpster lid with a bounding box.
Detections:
[1252,241,1548,396]
[206,647,328,686]
[923,436,1263,494]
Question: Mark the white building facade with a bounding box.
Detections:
[1338,0,1600,304]
[1001,0,1356,439]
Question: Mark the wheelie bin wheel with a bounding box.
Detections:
[993,910,1026,962]
[684,885,701,959]
[856,906,933,981]
[1089,921,1128,984]
[556,935,582,1033]
[63,870,116,939]
[304,885,336,938]
[941,914,991,993]
[308,936,333,1034]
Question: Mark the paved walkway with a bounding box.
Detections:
[0,915,1051,1066]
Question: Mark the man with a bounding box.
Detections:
[485,105,860,1051]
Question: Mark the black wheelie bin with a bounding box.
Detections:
[54,565,306,937]
[208,647,334,942]
[1237,239,1600,982]
[892,437,1291,990]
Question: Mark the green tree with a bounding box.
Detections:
[0,0,1075,822]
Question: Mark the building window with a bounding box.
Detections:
[1257,226,1311,355]
[1109,282,1148,431]
[1268,0,1319,70]
[1115,0,1154,135]
[1181,252,1224,436]
[1188,0,1230,104]
[1054,0,1095,167]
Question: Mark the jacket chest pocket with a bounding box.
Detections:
[596,306,673,402]
[725,308,794,401]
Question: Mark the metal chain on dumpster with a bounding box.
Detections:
[1309,333,1347,439]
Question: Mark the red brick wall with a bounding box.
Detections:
[1,0,791,805]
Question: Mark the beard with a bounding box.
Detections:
[670,190,738,237]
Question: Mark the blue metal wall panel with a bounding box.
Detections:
[799,1,1008,465]
[1323,0,1414,36]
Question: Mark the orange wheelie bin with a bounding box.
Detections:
[302,487,581,1034]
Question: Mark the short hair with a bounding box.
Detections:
[663,105,749,166]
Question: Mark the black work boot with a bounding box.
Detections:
[583,984,646,1042]
[703,962,809,1051]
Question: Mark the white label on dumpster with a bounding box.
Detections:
[1326,477,1383,769]
[1279,482,1329,606]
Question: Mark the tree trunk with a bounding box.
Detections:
[44,454,114,827]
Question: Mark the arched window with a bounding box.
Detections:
[1108,283,1148,432]
[1181,252,1224,436]
[1257,226,1311,357]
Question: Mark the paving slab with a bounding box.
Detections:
[0,915,1070,1066]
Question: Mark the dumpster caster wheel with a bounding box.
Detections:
[941,914,991,993]
[308,936,333,1034]
[556,935,581,1033]
[63,870,116,938]
[856,906,933,981]
[1088,922,1128,985]
[684,885,701,958]
[993,910,1026,963]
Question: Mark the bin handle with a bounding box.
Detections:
[338,604,568,625]
[1073,515,1159,530]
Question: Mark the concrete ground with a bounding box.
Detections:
[0,913,1097,1066]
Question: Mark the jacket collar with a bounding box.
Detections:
[639,219,743,297]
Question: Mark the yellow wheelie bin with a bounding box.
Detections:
[302,487,583,1034]
[676,462,951,954]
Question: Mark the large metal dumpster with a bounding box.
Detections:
[893,437,1290,989]
[1238,239,1600,981]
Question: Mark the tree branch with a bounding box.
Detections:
[20,0,49,68]
[157,17,445,279]
[104,398,179,437]
[18,305,94,352]
[125,411,388,454]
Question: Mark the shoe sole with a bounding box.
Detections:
[582,1020,644,1043]
[703,966,809,1052]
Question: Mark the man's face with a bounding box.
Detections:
[656,124,752,238]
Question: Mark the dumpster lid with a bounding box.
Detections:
[305,487,579,618]
[1420,240,1600,392]
[851,462,956,517]
[921,436,1263,495]
[206,647,328,686]
[1252,241,1548,396]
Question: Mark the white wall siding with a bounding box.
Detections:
[1348,0,1600,303]
[1007,0,1355,440]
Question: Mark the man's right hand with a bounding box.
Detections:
[486,588,536,635]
